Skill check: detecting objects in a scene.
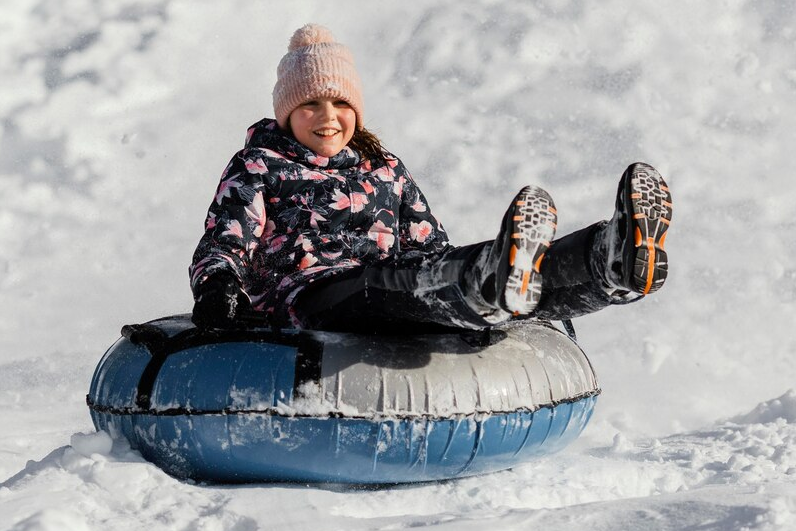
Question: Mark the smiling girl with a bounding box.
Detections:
[289,99,355,158]
[189,24,672,333]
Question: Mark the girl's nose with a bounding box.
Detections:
[318,101,335,121]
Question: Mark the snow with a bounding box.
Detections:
[274,381,362,418]
[1,0,796,529]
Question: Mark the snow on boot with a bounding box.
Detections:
[600,162,672,295]
[475,185,558,316]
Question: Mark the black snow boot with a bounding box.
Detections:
[465,185,558,317]
[594,162,673,295]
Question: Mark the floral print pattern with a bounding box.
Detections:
[190,118,450,322]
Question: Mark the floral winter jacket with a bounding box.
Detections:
[190,118,450,324]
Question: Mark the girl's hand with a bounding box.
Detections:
[191,272,252,329]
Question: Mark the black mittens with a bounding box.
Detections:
[191,272,252,329]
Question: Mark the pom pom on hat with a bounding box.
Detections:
[288,24,336,51]
[273,24,364,130]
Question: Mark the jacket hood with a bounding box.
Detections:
[244,118,362,170]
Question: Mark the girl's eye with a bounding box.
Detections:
[302,100,319,107]
[333,100,350,107]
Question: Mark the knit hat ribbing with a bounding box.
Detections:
[272,24,364,130]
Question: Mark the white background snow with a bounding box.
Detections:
[2,0,796,529]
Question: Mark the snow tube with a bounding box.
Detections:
[86,315,600,484]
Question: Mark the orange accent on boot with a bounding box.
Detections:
[644,237,655,294]
[633,213,646,219]
[635,227,643,247]
[509,244,518,266]
[513,215,524,221]
[520,270,531,294]
[548,206,558,214]
[516,200,526,206]
[534,253,545,273]
[660,218,670,225]
[658,231,667,249]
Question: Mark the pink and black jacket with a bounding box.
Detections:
[190,118,450,323]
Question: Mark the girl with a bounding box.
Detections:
[189,24,672,333]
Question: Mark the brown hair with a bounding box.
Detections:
[348,127,386,163]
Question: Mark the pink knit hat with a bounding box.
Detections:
[272,24,364,130]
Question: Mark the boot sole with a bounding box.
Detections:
[625,163,672,295]
[500,186,558,315]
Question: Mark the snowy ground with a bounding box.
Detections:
[2,1,796,529]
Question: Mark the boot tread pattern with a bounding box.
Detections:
[503,186,557,314]
[629,164,672,295]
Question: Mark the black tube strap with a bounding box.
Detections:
[292,334,325,397]
[561,319,577,342]
[130,326,200,410]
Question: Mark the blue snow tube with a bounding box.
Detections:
[87,314,599,484]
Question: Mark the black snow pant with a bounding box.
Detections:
[291,222,616,334]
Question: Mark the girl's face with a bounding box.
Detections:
[288,98,357,157]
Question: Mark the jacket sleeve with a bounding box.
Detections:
[189,150,268,296]
[394,159,451,256]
